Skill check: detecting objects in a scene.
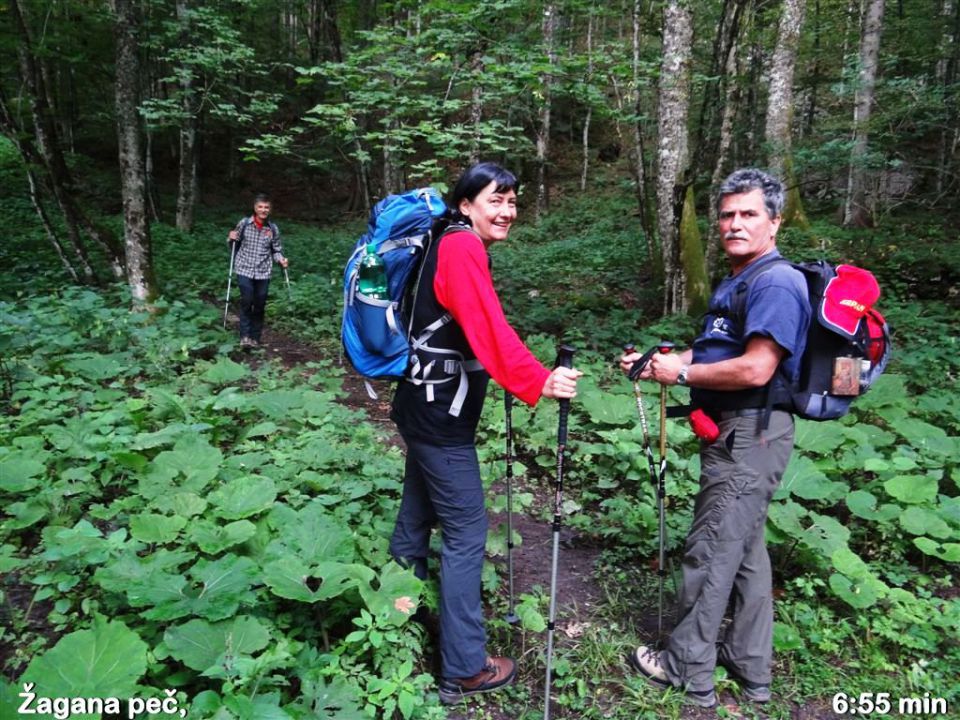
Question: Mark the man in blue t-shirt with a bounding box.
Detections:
[620,168,810,708]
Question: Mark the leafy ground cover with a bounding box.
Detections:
[2,148,959,718]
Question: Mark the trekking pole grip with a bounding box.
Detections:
[555,343,576,445]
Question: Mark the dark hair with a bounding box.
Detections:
[716,168,784,218]
[254,193,272,205]
[448,162,519,224]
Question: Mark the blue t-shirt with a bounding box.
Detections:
[691,251,810,410]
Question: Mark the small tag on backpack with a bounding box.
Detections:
[831,357,860,396]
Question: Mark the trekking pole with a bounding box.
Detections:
[544,343,576,720]
[504,390,519,625]
[283,266,291,301]
[624,341,675,643]
[222,241,237,330]
[624,343,660,492]
[655,341,675,641]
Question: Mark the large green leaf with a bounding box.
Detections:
[829,572,883,609]
[798,512,850,557]
[845,491,899,522]
[0,452,46,493]
[265,502,355,562]
[884,474,939,505]
[189,519,258,554]
[164,616,270,672]
[20,617,147,704]
[913,537,960,562]
[298,677,366,720]
[895,418,955,458]
[209,476,277,520]
[254,390,306,419]
[202,358,249,384]
[356,562,422,625]
[775,456,845,502]
[578,380,636,427]
[262,558,369,603]
[767,499,807,540]
[130,513,188,544]
[899,507,953,538]
[152,435,223,491]
[223,692,293,720]
[142,554,260,621]
[794,421,846,454]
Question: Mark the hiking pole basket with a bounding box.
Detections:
[504,390,519,625]
[543,343,576,720]
[223,241,237,330]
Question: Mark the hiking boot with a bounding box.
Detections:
[717,660,771,703]
[437,656,517,705]
[240,336,254,349]
[628,645,670,687]
[628,646,717,708]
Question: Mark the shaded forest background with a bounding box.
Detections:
[3,0,958,309]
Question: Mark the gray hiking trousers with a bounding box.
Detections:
[661,409,794,693]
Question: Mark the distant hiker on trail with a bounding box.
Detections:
[388,162,582,705]
[619,168,811,707]
[227,193,288,348]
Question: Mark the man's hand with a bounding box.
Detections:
[227,230,238,243]
[541,366,583,400]
[619,350,653,380]
[279,257,289,268]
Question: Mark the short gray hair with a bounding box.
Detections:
[716,168,784,218]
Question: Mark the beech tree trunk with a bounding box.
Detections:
[656,0,694,314]
[843,0,885,227]
[114,0,158,306]
[175,0,199,232]
[936,0,957,195]
[535,2,558,218]
[581,8,594,192]
[707,1,748,280]
[765,0,808,226]
[631,0,656,261]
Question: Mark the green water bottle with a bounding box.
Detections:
[357,243,388,299]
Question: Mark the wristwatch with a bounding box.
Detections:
[676,365,689,386]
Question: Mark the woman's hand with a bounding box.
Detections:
[541,366,583,400]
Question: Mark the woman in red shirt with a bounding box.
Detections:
[389,162,581,704]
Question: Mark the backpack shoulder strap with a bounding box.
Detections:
[723,254,791,325]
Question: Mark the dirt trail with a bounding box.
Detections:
[245,326,837,719]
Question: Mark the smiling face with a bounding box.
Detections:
[458,181,517,246]
[718,188,782,273]
[253,201,272,222]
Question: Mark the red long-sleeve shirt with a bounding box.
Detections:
[433,229,550,407]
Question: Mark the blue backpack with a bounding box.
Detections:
[341,188,448,381]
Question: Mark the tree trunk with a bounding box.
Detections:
[535,2,558,218]
[469,50,485,165]
[114,0,158,306]
[707,1,748,280]
[631,0,656,262]
[580,7,595,192]
[843,0,885,227]
[936,0,957,195]
[10,0,125,279]
[656,0,694,314]
[765,0,808,227]
[680,186,709,315]
[175,0,199,232]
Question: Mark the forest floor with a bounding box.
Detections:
[235,320,846,720]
